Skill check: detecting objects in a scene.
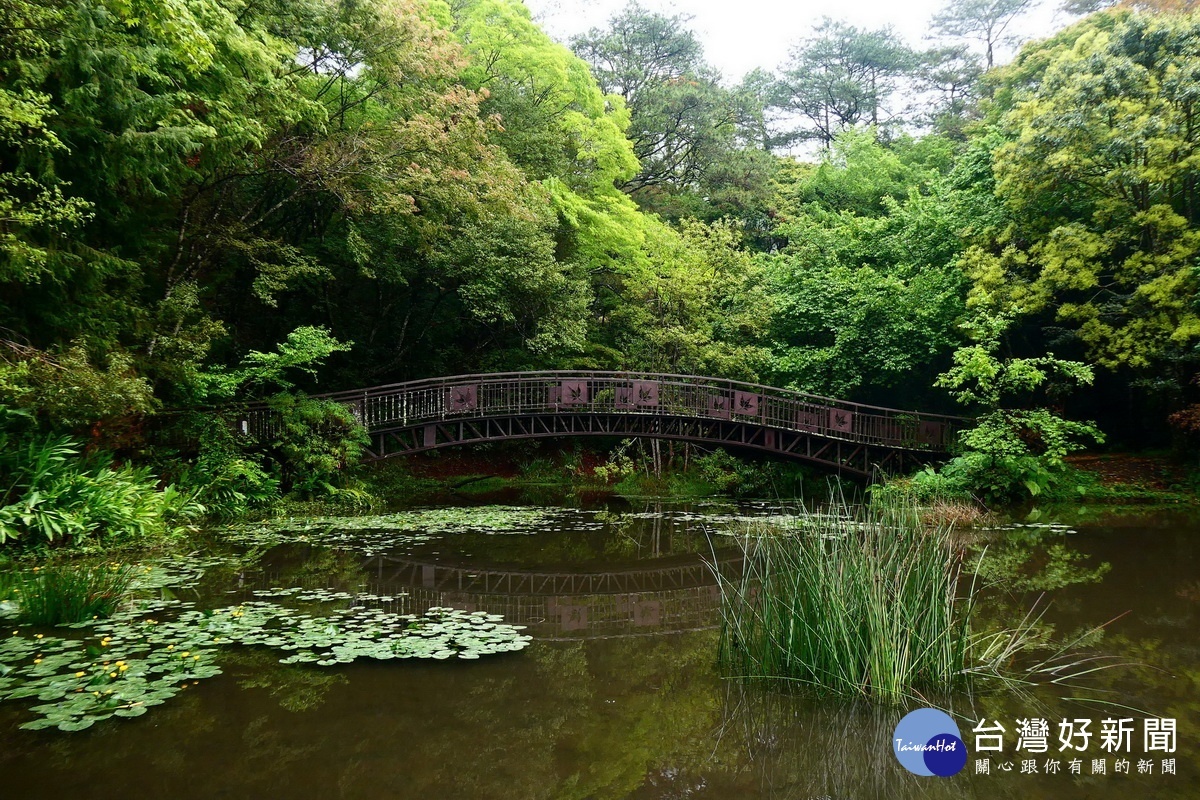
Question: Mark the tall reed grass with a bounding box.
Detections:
[715,502,978,703]
[6,563,136,626]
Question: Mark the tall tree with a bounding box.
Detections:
[450,0,637,192]
[572,4,720,191]
[570,3,774,221]
[930,0,1037,69]
[764,130,968,404]
[0,0,92,278]
[915,45,985,135]
[964,11,1200,379]
[773,20,917,148]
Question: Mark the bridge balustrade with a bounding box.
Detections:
[239,371,967,458]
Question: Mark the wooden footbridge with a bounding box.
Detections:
[239,371,967,477]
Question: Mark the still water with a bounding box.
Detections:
[1,500,1198,799]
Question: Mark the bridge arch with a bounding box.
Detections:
[240,371,968,477]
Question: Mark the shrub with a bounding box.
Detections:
[172,413,281,518]
[263,393,371,498]
[0,341,155,433]
[0,432,203,547]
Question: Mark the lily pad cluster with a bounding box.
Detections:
[221,506,573,555]
[252,587,402,603]
[128,555,240,593]
[976,522,1079,535]
[1,599,531,732]
[615,507,866,536]
[1,511,545,733]
[0,627,220,732]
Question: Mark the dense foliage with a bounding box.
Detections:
[3,0,1200,532]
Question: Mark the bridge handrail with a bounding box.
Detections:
[238,370,970,453]
[245,370,970,421]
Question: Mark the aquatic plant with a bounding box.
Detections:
[0,559,533,732]
[713,502,1085,703]
[6,563,138,626]
[222,506,572,555]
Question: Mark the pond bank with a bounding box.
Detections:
[353,446,1199,530]
[351,442,825,506]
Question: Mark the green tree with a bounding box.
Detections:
[763,130,967,403]
[915,45,985,135]
[1063,0,1200,14]
[930,313,1104,502]
[602,219,772,380]
[0,0,92,276]
[773,20,918,148]
[930,0,1037,69]
[571,3,774,221]
[452,0,637,192]
[969,12,1200,376]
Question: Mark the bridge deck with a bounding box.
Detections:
[239,371,968,476]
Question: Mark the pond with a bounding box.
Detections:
[1,500,1198,799]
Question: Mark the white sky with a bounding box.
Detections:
[524,0,1073,84]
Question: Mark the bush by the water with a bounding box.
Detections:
[163,394,372,519]
[0,430,202,548]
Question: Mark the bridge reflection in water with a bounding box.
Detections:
[254,546,734,642]
[257,546,742,641]
[354,549,743,640]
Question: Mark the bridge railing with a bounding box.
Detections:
[239,371,969,453]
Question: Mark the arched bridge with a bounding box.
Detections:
[239,371,968,477]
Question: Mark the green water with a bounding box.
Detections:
[1,502,1198,799]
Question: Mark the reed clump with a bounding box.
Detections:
[6,563,136,626]
[716,502,987,703]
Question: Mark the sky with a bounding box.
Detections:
[524,0,1073,84]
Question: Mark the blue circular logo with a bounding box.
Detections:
[893,708,967,777]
